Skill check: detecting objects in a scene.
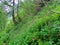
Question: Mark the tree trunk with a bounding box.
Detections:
[17,0,21,22]
[12,0,17,25]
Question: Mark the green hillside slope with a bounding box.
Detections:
[0,0,60,45]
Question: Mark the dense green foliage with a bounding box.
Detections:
[0,0,60,45]
[0,6,6,31]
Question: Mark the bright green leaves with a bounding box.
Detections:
[8,13,60,45]
[0,0,60,45]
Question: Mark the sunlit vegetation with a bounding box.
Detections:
[0,0,60,45]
